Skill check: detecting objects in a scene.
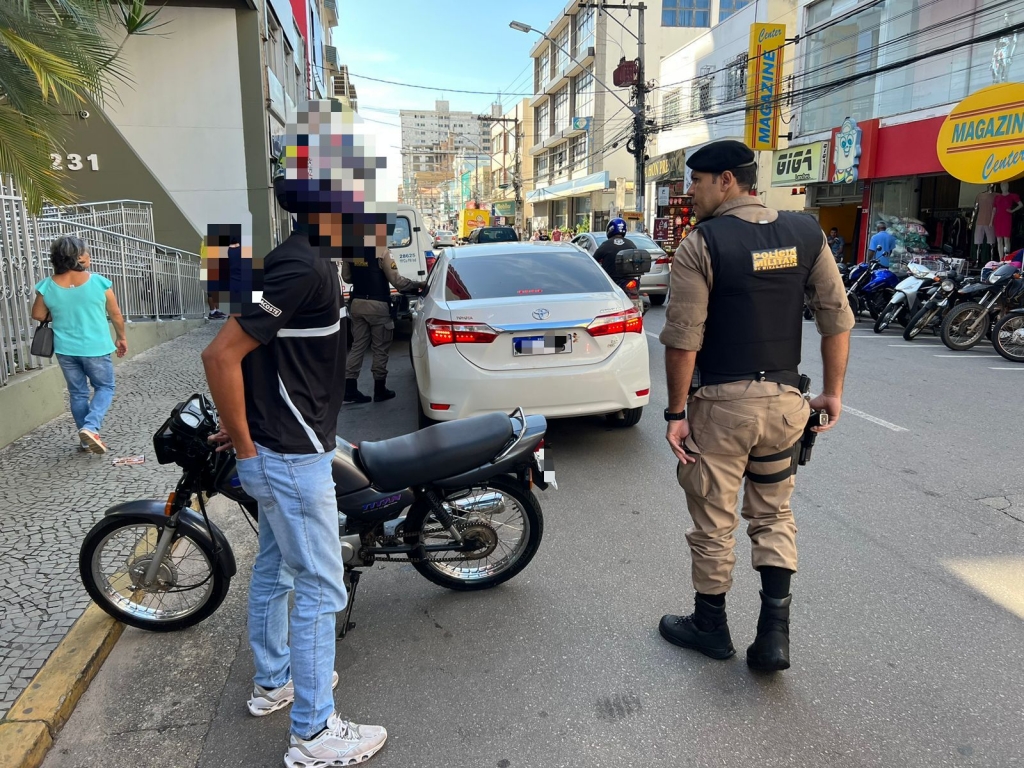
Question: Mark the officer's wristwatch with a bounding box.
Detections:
[664,408,687,422]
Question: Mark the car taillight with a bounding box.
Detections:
[425,318,499,346]
[656,255,671,264]
[587,308,643,337]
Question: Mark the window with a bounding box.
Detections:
[690,75,712,117]
[552,199,569,229]
[573,71,594,118]
[662,0,710,27]
[570,133,588,171]
[551,146,568,177]
[573,7,595,57]
[724,55,747,102]
[389,216,412,248]
[554,26,570,73]
[536,49,551,92]
[535,102,550,143]
[718,0,751,21]
[553,87,570,135]
[535,154,549,182]
[444,251,610,301]
[662,89,682,125]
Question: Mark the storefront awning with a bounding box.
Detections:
[526,171,610,203]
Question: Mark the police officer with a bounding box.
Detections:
[593,218,637,277]
[658,140,854,672]
[342,248,424,404]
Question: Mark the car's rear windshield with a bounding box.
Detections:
[445,251,610,301]
[477,229,518,243]
[593,232,660,250]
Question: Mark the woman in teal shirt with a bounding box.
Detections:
[32,236,127,454]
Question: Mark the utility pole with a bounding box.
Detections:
[578,2,648,214]
[479,112,524,232]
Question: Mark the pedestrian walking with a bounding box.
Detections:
[202,99,388,767]
[658,140,854,672]
[341,249,425,404]
[32,236,127,454]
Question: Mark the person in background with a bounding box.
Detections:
[551,228,562,242]
[868,222,896,267]
[826,227,845,262]
[538,229,550,241]
[32,236,127,454]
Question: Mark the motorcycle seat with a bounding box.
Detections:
[358,412,514,493]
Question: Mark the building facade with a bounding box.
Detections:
[784,0,1023,266]
[523,0,709,234]
[490,99,535,234]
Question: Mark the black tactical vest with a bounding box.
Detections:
[348,256,390,302]
[695,211,821,376]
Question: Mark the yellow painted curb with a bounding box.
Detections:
[0,602,123,768]
[0,722,51,768]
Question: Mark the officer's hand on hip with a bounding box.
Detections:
[808,394,842,433]
[667,419,697,465]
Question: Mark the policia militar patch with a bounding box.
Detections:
[751,246,799,271]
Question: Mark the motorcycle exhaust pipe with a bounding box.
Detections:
[452,492,506,516]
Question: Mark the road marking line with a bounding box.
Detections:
[646,332,660,341]
[990,367,1024,370]
[887,344,943,348]
[933,354,997,358]
[844,406,909,432]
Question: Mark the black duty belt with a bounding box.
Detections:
[349,294,390,303]
[699,370,805,391]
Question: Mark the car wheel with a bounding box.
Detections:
[649,294,666,306]
[606,407,643,428]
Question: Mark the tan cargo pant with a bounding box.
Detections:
[677,381,810,595]
[346,299,394,380]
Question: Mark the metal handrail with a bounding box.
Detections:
[37,218,199,257]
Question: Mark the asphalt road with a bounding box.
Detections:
[44,312,1024,768]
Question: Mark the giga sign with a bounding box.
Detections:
[745,23,787,152]
[937,83,1024,184]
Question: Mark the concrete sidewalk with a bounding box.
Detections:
[0,323,222,718]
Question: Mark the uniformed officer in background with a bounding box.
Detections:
[342,247,424,404]
[658,140,854,672]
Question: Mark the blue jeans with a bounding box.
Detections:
[235,447,346,739]
[56,354,115,433]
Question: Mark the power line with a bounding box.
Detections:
[348,71,534,96]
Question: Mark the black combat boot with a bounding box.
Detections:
[344,378,371,404]
[373,379,396,402]
[659,594,735,660]
[746,591,791,671]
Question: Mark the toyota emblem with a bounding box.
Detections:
[532,308,551,320]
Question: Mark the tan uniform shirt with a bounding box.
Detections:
[659,197,855,351]
[341,250,419,293]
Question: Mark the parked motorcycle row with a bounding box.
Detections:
[832,255,1024,362]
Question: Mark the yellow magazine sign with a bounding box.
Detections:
[745,23,787,152]
[937,83,1024,184]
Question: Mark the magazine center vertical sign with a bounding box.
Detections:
[745,23,787,152]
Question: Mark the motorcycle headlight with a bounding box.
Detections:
[941,279,954,292]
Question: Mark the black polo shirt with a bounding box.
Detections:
[237,233,346,455]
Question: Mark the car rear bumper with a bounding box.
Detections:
[416,336,650,421]
[641,269,670,296]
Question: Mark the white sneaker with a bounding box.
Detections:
[248,671,339,717]
[284,713,387,768]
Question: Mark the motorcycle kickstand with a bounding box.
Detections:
[337,570,361,640]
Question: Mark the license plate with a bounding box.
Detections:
[532,445,557,490]
[513,335,571,356]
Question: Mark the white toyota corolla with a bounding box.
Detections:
[410,242,650,428]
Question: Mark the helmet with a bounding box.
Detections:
[607,218,627,237]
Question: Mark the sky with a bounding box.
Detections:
[334,0,575,194]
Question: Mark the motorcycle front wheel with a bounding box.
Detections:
[873,302,900,333]
[904,305,938,340]
[403,476,543,591]
[993,313,1024,363]
[941,302,989,351]
[80,514,229,632]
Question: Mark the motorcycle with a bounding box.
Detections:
[903,269,972,341]
[873,261,940,333]
[613,249,653,316]
[993,308,1024,363]
[79,395,554,634]
[941,263,1024,351]
[859,263,901,320]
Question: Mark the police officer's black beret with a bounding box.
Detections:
[686,140,756,173]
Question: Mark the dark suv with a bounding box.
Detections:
[467,226,519,244]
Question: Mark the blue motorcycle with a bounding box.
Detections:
[846,260,897,319]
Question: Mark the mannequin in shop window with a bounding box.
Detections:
[993,181,1022,258]
[973,184,997,255]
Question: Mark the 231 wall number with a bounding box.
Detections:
[50,154,100,171]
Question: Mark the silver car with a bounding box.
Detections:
[433,230,457,248]
[571,232,672,305]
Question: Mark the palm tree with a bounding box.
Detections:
[0,0,167,213]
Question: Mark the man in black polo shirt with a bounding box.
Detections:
[202,101,389,768]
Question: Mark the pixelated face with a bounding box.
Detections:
[278,100,396,261]
[202,224,256,317]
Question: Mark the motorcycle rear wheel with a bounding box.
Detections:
[941,302,989,351]
[80,514,229,632]
[993,314,1024,363]
[403,476,543,591]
